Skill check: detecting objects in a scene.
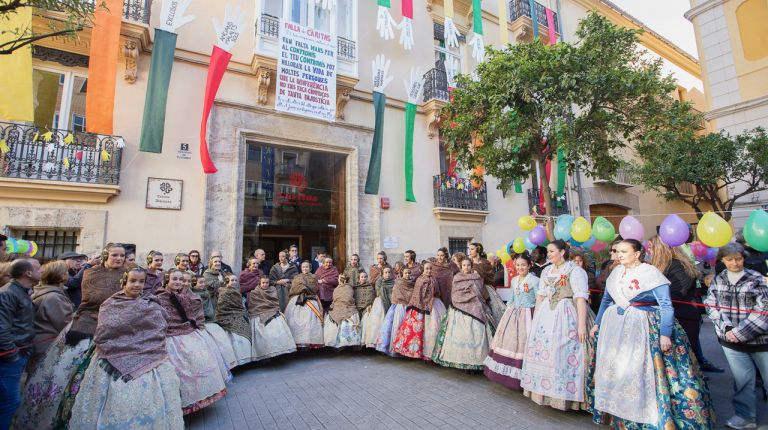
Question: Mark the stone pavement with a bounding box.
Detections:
[186,322,768,430]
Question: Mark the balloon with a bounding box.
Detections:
[512,237,526,254]
[744,210,768,252]
[590,240,607,252]
[569,238,584,246]
[500,252,511,264]
[697,212,732,248]
[554,215,574,241]
[529,225,547,245]
[690,241,708,259]
[4,239,16,254]
[495,249,504,258]
[507,241,515,254]
[524,234,536,250]
[28,241,38,257]
[659,214,690,247]
[517,215,536,231]
[592,217,616,243]
[571,217,592,243]
[15,240,29,254]
[705,247,719,261]
[582,235,597,249]
[619,216,644,241]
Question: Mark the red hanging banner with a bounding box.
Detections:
[199,46,232,174]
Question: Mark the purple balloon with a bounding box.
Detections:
[529,225,547,245]
[659,214,690,247]
[705,247,719,261]
[619,216,645,241]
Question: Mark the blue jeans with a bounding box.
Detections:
[721,347,768,420]
[0,355,29,430]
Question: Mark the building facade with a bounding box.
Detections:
[0,0,703,269]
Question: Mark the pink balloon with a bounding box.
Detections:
[690,241,708,259]
[659,214,690,247]
[619,216,645,241]
[590,240,607,252]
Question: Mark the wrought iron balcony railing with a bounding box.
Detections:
[527,188,569,216]
[0,122,122,185]
[257,14,280,38]
[594,167,633,187]
[338,36,356,61]
[123,0,151,24]
[423,62,450,103]
[433,174,488,211]
[509,0,559,33]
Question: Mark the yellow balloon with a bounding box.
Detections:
[500,252,511,264]
[571,216,592,243]
[697,212,732,248]
[513,237,526,254]
[517,215,537,231]
[495,249,504,257]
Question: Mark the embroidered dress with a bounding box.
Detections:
[392,274,441,359]
[284,295,324,348]
[361,297,386,348]
[422,298,446,360]
[587,264,716,429]
[203,322,238,370]
[375,304,407,356]
[249,286,296,361]
[166,329,228,414]
[521,261,594,410]
[484,274,539,390]
[323,313,362,347]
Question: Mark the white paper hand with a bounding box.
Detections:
[444,17,460,49]
[376,6,397,40]
[469,32,484,62]
[159,0,195,33]
[213,3,246,52]
[444,57,459,86]
[372,54,393,93]
[320,0,336,11]
[403,67,424,104]
[398,18,414,50]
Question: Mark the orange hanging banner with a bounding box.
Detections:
[85,0,124,134]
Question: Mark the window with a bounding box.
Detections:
[434,35,462,87]
[33,67,88,131]
[448,238,470,257]
[247,146,262,162]
[259,0,353,39]
[14,229,80,260]
[336,0,354,39]
[263,0,283,18]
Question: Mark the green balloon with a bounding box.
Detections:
[592,216,616,243]
[744,210,768,252]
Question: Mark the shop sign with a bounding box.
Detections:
[276,172,323,208]
[146,177,183,210]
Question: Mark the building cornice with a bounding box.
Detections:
[704,94,768,120]
[684,0,730,21]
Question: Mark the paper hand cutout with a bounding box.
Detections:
[213,3,245,52]
[444,18,460,49]
[376,6,397,40]
[398,18,414,50]
[159,0,195,33]
[372,54,393,93]
[444,57,460,86]
[317,0,336,11]
[469,32,484,62]
[403,67,424,104]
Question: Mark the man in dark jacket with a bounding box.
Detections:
[0,258,41,429]
[62,251,98,310]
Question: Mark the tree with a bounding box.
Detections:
[632,118,768,221]
[440,12,679,216]
[0,0,98,55]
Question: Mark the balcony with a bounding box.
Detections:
[423,62,450,103]
[527,188,569,216]
[256,13,280,39]
[0,122,122,203]
[432,174,489,222]
[593,168,633,188]
[508,0,559,42]
[122,0,151,24]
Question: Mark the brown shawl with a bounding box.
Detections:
[203,269,226,302]
[408,274,438,312]
[343,265,365,287]
[155,287,205,337]
[391,277,415,306]
[315,265,339,301]
[473,258,495,286]
[94,292,168,381]
[67,265,127,345]
[239,269,262,303]
[289,272,319,304]
[405,262,423,281]
[329,283,356,324]
[451,272,488,323]
[216,287,252,341]
[375,277,395,310]
[353,282,376,311]
[248,284,280,324]
[368,263,391,285]
[431,261,458,307]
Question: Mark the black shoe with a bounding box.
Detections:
[700,361,725,373]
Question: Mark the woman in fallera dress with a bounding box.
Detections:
[190,272,239,371]
[355,271,379,347]
[215,274,253,367]
[588,239,715,429]
[249,276,297,361]
[324,274,362,348]
[376,267,414,356]
[520,240,594,411]
[469,242,506,327]
[484,253,539,390]
[69,267,184,429]
[431,247,458,307]
[392,263,446,360]
[364,267,394,348]
[284,261,325,349]
[368,251,391,285]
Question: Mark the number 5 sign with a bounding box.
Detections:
[146,177,183,210]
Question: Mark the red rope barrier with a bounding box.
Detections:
[0,335,59,358]
[585,288,768,315]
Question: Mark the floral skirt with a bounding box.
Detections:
[361,298,386,348]
[284,296,324,348]
[324,313,362,348]
[250,313,297,361]
[166,330,228,414]
[69,358,184,429]
[586,308,716,429]
[227,331,252,367]
[204,323,239,370]
[484,306,533,390]
[391,309,426,358]
[423,298,446,361]
[431,307,492,370]
[13,323,92,430]
[376,304,406,356]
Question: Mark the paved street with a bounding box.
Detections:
[186,322,768,430]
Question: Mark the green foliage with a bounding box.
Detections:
[0,0,99,55]
[633,123,768,221]
[441,12,678,199]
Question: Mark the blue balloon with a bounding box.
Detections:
[524,234,536,250]
[582,235,597,249]
[554,215,574,241]
[569,237,584,246]
[507,241,515,254]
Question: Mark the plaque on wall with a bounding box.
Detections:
[146,177,183,210]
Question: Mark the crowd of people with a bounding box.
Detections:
[0,232,766,430]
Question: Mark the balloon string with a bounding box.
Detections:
[545,207,764,219]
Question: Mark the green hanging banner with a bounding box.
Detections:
[139,29,177,153]
[404,102,417,202]
[556,148,566,197]
[472,0,483,34]
[365,91,386,194]
[529,0,539,40]
[514,181,523,193]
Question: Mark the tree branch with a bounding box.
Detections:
[0,0,24,13]
[0,28,78,55]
